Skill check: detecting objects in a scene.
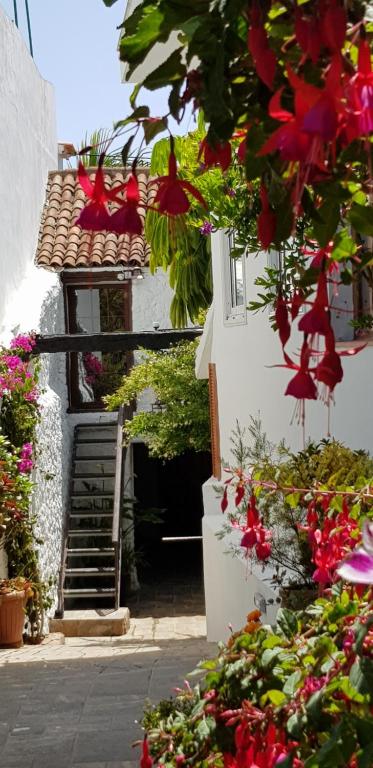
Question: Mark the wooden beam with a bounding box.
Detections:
[33,328,202,354]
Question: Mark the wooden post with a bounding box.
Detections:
[208,363,221,480]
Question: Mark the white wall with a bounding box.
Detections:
[199,230,373,640]
[0,8,69,615]
[209,231,373,462]
[0,6,57,338]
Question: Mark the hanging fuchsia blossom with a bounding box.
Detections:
[337,521,373,584]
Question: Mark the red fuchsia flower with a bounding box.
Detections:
[295,9,322,65]
[337,521,373,584]
[258,84,315,163]
[109,173,144,236]
[298,272,330,337]
[248,4,276,90]
[76,158,113,231]
[257,184,276,250]
[315,328,343,394]
[295,1,346,65]
[226,722,297,768]
[153,144,207,216]
[275,293,290,349]
[240,494,272,560]
[140,737,153,768]
[284,341,318,401]
[199,137,232,171]
[290,289,305,320]
[221,485,229,513]
[345,38,373,141]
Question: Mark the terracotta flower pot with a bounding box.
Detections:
[0,590,26,648]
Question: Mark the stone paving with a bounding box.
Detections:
[0,578,215,768]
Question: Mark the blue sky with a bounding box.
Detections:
[2,0,184,151]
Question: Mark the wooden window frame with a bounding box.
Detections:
[62,272,132,412]
[223,232,247,326]
[208,363,221,480]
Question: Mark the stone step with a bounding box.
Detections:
[67,548,115,556]
[69,511,113,519]
[70,493,114,502]
[65,567,115,576]
[49,608,130,637]
[75,438,116,444]
[68,530,112,537]
[72,473,116,479]
[64,588,116,597]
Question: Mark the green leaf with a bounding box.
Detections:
[262,634,284,649]
[266,689,287,706]
[143,48,186,90]
[311,200,341,246]
[276,608,299,639]
[358,743,373,768]
[283,670,302,696]
[349,658,373,696]
[286,712,305,739]
[102,0,119,5]
[261,647,282,668]
[348,203,373,236]
[143,118,168,144]
[331,229,357,262]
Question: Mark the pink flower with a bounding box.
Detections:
[2,355,23,371]
[337,521,373,584]
[10,334,36,353]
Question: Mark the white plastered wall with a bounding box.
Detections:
[0,7,70,613]
[199,230,373,641]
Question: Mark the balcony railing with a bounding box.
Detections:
[1,0,33,57]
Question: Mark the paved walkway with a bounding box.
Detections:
[0,608,215,767]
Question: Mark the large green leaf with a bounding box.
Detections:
[348,203,373,236]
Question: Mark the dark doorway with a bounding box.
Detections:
[126,445,211,616]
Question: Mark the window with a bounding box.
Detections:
[223,232,246,325]
[63,273,132,411]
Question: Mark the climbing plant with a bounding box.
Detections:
[105,340,210,459]
[0,334,50,641]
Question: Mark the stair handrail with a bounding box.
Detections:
[112,404,126,610]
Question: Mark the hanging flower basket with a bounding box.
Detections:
[0,578,29,648]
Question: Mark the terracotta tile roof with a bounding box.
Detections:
[35,168,154,270]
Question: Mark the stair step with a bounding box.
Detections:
[71,492,114,499]
[75,438,116,444]
[73,456,115,462]
[73,473,116,479]
[67,548,115,556]
[69,512,113,518]
[68,529,112,536]
[65,568,115,576]
[75,423,117,428]
[64,588,116,597]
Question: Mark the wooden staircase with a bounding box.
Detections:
[56,408,126,615]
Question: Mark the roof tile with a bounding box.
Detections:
[35,167,152,270]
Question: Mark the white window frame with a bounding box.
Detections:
[223,231,247,326]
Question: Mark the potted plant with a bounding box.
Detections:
[0,577,31,648]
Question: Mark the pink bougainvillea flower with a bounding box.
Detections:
[76,158,112,231]
[257,184,276,250]
[140,737,153,768]
[154,147,207,216]
[248,4,276,89]
[109,174,143,235]
[337,521,373,584]
[199,138,232,171]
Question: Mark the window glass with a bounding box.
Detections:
[66,283,131,410]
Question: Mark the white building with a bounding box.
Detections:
[196,230,373,640]
[0,5,175,621]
